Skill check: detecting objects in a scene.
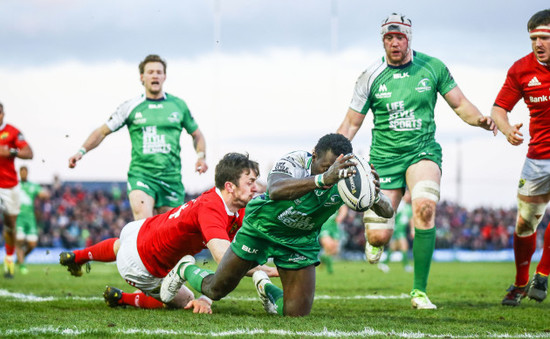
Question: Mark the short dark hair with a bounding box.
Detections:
[139,54,167,74]
[528,9,550,31]
[215,153,260,190]
[314,133,353,157]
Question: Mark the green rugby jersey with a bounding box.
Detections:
[350,51,456,159]
[106,93,199,179]
[242,150,343,247]
[18,181,42,218]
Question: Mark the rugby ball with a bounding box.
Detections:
[337,154,377,212]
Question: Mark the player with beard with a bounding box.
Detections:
[68,54,208,220]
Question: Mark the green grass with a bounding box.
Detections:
[0,260,549,338]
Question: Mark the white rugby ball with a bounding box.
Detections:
[337,154,377,212]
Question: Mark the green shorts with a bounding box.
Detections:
[371,142,442,190]
[16,215,38,237]
[127,172,184,208]
[230,224,321,270]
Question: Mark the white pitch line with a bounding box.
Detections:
[0,289,407,302]
[2,326,550,338]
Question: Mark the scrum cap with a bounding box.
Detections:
[381,13,412,42]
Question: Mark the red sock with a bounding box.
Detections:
[536,224,550,276]
[74,238,117,264]
[4,244,14,256]
[120,291,164,309]
[514,232,537,287]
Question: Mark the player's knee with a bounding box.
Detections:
[516,199,547,236]
[416,200,436,224]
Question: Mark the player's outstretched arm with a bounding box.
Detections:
[68,124,112,168]
[491,105,524,146]
[268,154,355,201]
[443,86,498,135]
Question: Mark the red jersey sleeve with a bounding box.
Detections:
[197,203,232,243]
[494,64,523,112]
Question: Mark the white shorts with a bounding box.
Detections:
[0,185,21,215]
[518,158,550,196]
[116,219,163,298]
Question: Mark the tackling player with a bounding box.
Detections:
[491,9,550,307]
[336,13,497,309]
[68,54,208,220]
[160,133,394,317]
[60,153,277,312]
[0,102,34,278]
[15,166,49,275]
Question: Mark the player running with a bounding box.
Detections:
[160,133,394,316]
[60,153,276,312]
[0,102,34,278]
[15,166,49,274]
[68,54,208,220]
[491,9,550,307]
[336,13,497,309]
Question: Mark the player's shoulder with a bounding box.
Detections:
[272,150,312,175]
[509,53,537,71]
[412,51,446,68]
[164,93,189,107]
[356,57,387,82]
[117,94,147,112]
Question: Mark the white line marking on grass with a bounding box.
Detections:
[0,289,407,302]
[2,326,550,338]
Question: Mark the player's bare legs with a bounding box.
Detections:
[278,265,316,316]
[198,250,257,300]
[129,190,155,220]
[3,213,17,278]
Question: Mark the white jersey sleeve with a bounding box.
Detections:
[269,150,312,179]
[105,95,146,132]
[349,58,387,113]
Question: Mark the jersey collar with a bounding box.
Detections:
[215,187,235,216]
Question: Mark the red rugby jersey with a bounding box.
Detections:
[0,124,29,188]
[136,187,244,277]
[494,53,550,159]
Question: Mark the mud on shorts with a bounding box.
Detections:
[517,158,550,196]
[116,219,163,298]
[127,172,185,209]
[370,143,442,190]
[230,224,321,270]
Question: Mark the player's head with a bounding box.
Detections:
[139,54,167,74]
[528,9,550,63]
[215,152,260,206]
[311,133,353,175]
[381,13,412,66]
[19,166,28,181]
[139,54,167,96]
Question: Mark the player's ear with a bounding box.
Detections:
[224,181,235,193]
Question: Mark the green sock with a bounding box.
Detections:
[320,254,334,274]
[400,250,409,267]
[412,227,436,293]
[382,249,392,264]
[182,264,214,293]
[265,283,284,316]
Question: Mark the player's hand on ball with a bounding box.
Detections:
[184,298,213,314]
[369,163,381,195]
[323,154,356,186]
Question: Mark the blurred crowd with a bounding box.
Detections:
[1,180,549,251]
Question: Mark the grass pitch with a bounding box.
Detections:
[0,260,549,338]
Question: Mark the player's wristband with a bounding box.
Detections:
[196,151,206,159]
[198,295,212,306]
[314,174,325,188]
[78,147,87,156]
[9,148,18,157]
